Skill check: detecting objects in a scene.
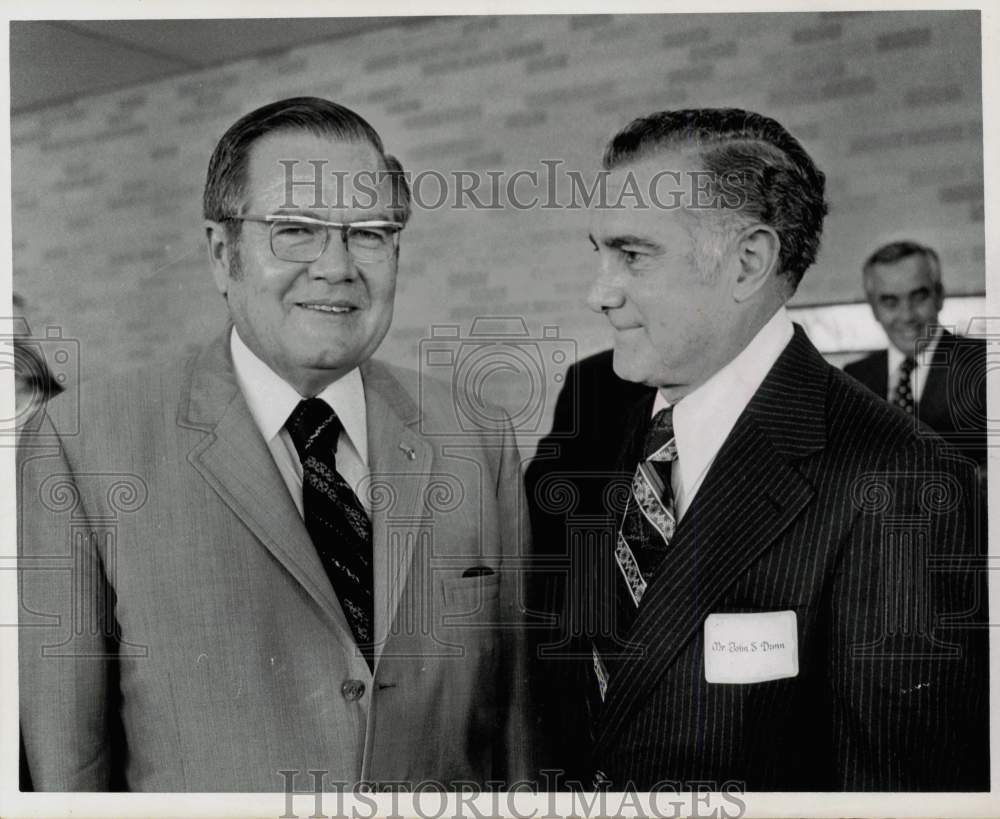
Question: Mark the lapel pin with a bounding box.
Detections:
[399,443,416,460]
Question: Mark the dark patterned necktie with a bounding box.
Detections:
[286,398,374,670]
[592,407,678,703]
[617,406,678,606]
[892,357,917,415]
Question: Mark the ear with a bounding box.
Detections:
[205,221,233,296]
[732,224,781,302]
[933,280,945,311]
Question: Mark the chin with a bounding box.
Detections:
[610,355,646,385]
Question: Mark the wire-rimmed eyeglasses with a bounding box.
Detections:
[227,214,404,263]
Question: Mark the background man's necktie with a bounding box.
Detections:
[286,398,374,670]
[593,406,678,702]
[893,356,917,415]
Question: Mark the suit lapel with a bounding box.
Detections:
[917,330,952,430]
[361,360,433,668]
[179,330,357,647]
[869,349,889,399]
[850,349,888,399]
[595,327,828,749]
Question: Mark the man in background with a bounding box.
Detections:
[19,97,530,791]
[845,240,987,469]
[527,109,987,791]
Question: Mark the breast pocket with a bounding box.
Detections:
[441,572,501,616]
[434,573,503,664]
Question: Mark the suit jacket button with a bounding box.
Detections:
[341,679,366,701]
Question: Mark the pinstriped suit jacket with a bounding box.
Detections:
[843,330,987,469]
[526,326,987,791]
[18,329,532,791]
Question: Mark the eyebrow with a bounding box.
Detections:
[877,286,931,300]
[589,233,663,252]
[268,207,397,222]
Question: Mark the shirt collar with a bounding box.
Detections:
[652,307,794,492]
[230,328,368,466]
[887,325,943,372]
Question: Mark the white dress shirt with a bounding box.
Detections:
[886,326,942,403]
[652,307,794,520]
[230,328,370,516]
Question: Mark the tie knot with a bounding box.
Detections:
[900,356,917,375]
[286,398,342,461]
[644,407,676,461]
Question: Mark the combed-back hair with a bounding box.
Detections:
[863,240,941,285]
[203,96,411,234]
[603,108,828,289]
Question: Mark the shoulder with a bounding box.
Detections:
[824,362,965,470]
[24,340,215,464]
[364,357,515,441]
[842,349,884,377]
[938,330,985,359]
[566,349,618,388]
[568,348,615,378]
[363,358,420,398]
[364,358,451,418]
[44,348,197,428]
[562,348,652,406]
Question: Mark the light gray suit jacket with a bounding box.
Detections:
[18,331,532,791]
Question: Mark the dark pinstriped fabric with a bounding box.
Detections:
[528,326,988,791]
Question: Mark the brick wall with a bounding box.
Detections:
[12,12,984,445]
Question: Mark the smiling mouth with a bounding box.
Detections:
[298,302,355,314]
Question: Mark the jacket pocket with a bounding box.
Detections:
[441,572,501,612]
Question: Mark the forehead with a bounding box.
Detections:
[867,255,935,293]
[591,151,700,240]
[244,129,384,211]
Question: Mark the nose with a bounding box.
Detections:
[308,231,354,281]
[896,298,916,325]
[587,262,625,314]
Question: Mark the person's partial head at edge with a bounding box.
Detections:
[12,292,64,424]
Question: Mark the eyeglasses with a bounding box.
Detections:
[228,214,404,263]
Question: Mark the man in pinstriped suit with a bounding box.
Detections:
[526,109,987,791]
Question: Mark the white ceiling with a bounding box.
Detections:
[10,18,433,113]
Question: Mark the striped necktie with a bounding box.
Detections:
[592,407,678,703]
[616,406,678,608]
[286,398,374,670]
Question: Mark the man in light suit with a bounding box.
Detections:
[19,98,530,791]
[526,109,986,791]
[844,240,987,469]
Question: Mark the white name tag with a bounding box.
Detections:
[703,610,799,684]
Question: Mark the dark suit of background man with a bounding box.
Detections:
[19,97,530,791]
[844,240,987,470]
[526,109,986,791]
